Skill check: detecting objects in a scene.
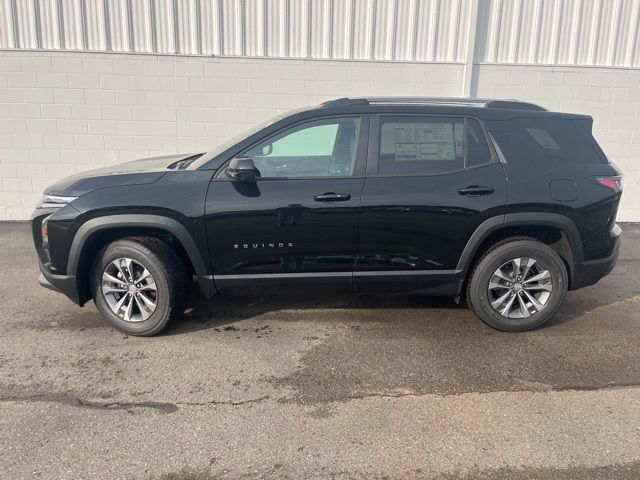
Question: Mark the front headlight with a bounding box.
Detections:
[36,194,78,209]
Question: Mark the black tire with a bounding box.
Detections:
[91,237,187,336]
[466,237,568,332]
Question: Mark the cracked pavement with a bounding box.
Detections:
[1,222,640,479]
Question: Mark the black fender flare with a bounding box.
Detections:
[68,214,215,299]
[456,212,583,272]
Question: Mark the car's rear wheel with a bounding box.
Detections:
[467,238,568,331]
[91,237,187,336]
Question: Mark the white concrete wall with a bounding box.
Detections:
[476,64,640,221]
[0,50,638,221]
[0,50,463,219]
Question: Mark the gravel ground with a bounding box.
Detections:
[1,222,639,479]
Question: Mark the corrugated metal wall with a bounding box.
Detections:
[1,0,639,67]
[482,0,640,67]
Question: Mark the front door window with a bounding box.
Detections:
[244,117,361,178]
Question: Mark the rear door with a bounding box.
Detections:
[355,114,508,294]
[205,115,368,290]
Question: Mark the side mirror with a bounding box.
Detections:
[226,156,259,182]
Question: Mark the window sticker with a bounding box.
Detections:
[383,122,463,161]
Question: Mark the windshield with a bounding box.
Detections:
[189,113,286,169]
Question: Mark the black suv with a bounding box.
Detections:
[32,97,622,336]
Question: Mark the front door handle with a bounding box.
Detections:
[314,192,352,202]
[458,185,494,196]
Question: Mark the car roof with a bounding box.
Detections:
[289,97,590,121]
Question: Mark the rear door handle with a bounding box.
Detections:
[458,185,494,196]
[314,192,352,202]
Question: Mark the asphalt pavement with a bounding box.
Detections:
[1,222,639,479]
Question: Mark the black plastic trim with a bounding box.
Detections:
[456,212,584,272]
[67,214,214,298]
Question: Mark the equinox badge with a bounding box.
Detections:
[234,242,294,249]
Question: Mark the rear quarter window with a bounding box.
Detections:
[489,117,607,165]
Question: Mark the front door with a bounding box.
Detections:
[356,114,508,294]
[205,115,368,290]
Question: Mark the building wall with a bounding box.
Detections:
[476,63,640,221]
[0,50,465,219]
[0,0,639,221]
[0,49,638,221]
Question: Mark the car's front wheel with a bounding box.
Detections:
[467,238,568,331]
[91,237,187,336]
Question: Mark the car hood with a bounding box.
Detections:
[45,153,203,196]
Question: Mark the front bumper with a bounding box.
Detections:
[570,225,621,290]
[38,263,80,305]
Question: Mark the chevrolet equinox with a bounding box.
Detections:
[32,97,623,335]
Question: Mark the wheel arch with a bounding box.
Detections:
[457,213,583,288]
[69,215,214,305]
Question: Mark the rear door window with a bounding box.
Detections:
[491,117,606,164]
[377,116,493,175]
[378,117,465,175]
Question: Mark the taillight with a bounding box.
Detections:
[593,176,623,193]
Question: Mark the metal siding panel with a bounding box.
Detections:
[288,0,308,57]
[221,0,242,55]
[35,0,60,49]
[107,0,131,51]
[176,0,200,54]
[332,0,354,59]
[536,0,563,64]
[310,0,330,59]
[84,0,107,50]
[0,0,16,48]
[613,0,637,66]
[153,0,175,53]
[264,0,285,57]
[15,0,38,48]
[130,0,154,53]
[415,0,437,61]
[371,0,396,60]
[352,0,374,60]
[61,0,83,50]
[456,0,472,62]
[4,0,639,69]
[393,0,418,61]
[435,0,462,61]
[244,0,266,57]
[199,0,220,55]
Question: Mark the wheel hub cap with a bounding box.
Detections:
[487,257,553,319]
[101,258,158,323]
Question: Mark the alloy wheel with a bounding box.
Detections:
[101,257,158,322]
[487,257,553,319]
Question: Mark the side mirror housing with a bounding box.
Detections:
[226,157,259,182]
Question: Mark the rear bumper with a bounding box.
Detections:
[38,263,80,305]
[570,225,621,290]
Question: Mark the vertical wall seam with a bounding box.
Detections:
[553,0,563,64]
[33,0,42,48]
[127,0,136,52]
[217,0,224,56]
[349,0,356,59]
[369,0,377,60]
[102,0,110,51]
[10,0,20,49]
[149,0,157,53]
[431,0,441,61]
[172,0,180,54]
[80,0,89,50]
[196,0,203,54]
[411,0,420,61]
[57,0,65,49]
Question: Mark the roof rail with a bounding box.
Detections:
[321,97,546,111]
